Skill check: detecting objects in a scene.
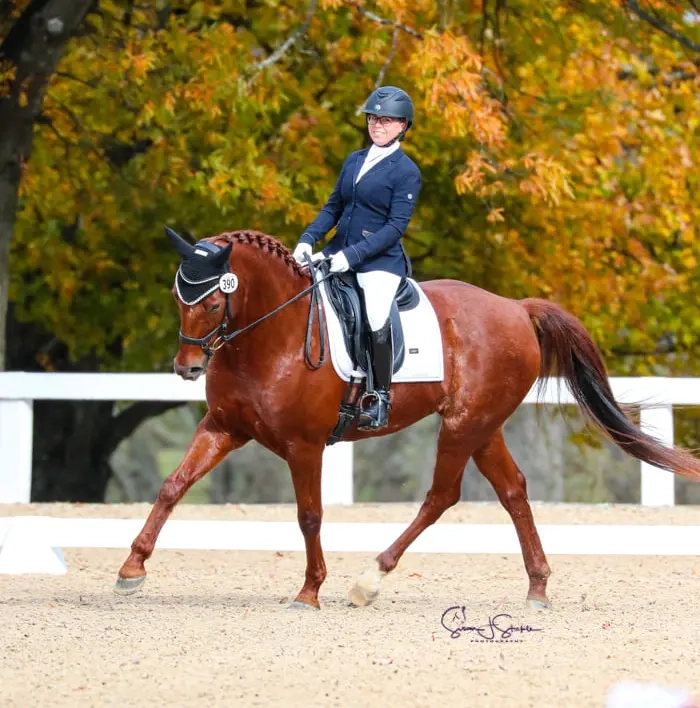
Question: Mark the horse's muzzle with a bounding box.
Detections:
[173,357,209,381]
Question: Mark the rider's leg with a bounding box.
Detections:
[357,270,401,430]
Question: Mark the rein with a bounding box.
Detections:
[179,256,331,368]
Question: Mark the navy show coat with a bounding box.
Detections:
[299,147,421,277]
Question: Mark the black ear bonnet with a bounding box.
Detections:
[165,227,233,305]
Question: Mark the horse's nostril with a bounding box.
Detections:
[174,360,206,379]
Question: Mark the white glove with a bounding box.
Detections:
[293,243,312,264]
[329,251,350,274]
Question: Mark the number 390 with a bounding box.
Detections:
[219,273,239,293]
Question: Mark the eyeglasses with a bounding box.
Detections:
[367,115,398,127]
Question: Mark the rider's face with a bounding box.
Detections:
[367,115,406,146]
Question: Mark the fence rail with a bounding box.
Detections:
[3,513,700,575]
[1,373,699,507]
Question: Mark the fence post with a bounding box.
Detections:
[0,399,34,503]
[639,404,675,506]
[321,441,354,505]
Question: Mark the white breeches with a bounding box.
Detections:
[357,271,401,331]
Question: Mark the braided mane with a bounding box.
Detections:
[211,230,307,277]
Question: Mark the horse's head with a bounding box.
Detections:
[166,226,236,380]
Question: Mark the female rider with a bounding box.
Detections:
[293,86,422,430]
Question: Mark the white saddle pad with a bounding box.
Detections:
[315,274,444,383]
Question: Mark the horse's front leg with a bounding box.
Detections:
[287,444,326,610]
[114,412,249,595]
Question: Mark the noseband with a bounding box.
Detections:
[178,257,332,368]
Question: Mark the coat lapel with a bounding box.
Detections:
[356,147,402,183]
[352,149,369,185]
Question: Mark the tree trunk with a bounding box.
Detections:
[7,304,184,501]
[0,0,93,370]
[0,0,180,501]
[31,398,116,501]
[0,106,20,372]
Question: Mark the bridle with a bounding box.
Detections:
[178,256,332,368]
[177,289,234,356]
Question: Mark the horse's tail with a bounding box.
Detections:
[520,298,700,481]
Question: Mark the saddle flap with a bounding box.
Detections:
[325,273,364,367]
[389,302,405,373]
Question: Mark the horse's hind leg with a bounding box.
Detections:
[114,413,249,595]
[348,416,473,607]
[472,429,552,609]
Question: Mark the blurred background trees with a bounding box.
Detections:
[2,0,698,502]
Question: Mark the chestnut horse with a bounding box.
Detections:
[114,228,700,609]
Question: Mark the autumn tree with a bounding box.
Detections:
[1,0,93,371]
[3,0,698,500]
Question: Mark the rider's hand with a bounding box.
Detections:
[293,243,312,264]
[329,251,350,274]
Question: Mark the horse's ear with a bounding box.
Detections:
[164,226,194,259]
[211,241,233,267]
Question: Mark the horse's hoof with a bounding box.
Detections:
[288,600,320,611]
[526,596,552,611]
[348,567,385,607]
[113,575,146,596]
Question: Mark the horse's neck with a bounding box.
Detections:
[238,253,304,323]
[227,250,309,360]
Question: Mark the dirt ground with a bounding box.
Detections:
[1,502,699,707]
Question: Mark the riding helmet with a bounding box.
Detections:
[360,86,414,130]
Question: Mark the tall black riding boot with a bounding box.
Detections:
[358,320,393,431]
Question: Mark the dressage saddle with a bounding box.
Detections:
[324,271,420,375]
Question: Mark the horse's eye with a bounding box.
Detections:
[208,303,221,314]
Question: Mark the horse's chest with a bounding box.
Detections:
[208,387,286,452]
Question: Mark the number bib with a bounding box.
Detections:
[219,273,239,293]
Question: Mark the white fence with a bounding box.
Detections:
[2,515,700,576]
[1,373,699,507]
